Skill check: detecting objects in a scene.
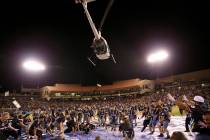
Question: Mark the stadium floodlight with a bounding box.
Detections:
[97,84,102,87]
[147,50,169,63]
[22,59,46,72]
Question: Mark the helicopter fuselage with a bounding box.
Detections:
[92,37,110,60]
[79,0,111,60]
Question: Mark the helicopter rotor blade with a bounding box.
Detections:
[98,0,114,32]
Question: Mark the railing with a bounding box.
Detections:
[0,93,41,97]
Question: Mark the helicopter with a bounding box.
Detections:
[75,0,116,66]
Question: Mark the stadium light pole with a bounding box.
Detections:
[22,59,46,89]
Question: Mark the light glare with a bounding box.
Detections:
[23,60,46,72]
[97,84,102,87]
[147,50,169,63]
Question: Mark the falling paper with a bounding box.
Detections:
[167,93,175,102]
[12,100,21,109]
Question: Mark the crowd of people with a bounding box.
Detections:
[0,81,210,140]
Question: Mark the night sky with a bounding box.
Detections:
[0,0,210,90]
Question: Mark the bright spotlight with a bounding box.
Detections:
[97,84,102,87]
[22,59,46,72]
[147,50,169,63]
